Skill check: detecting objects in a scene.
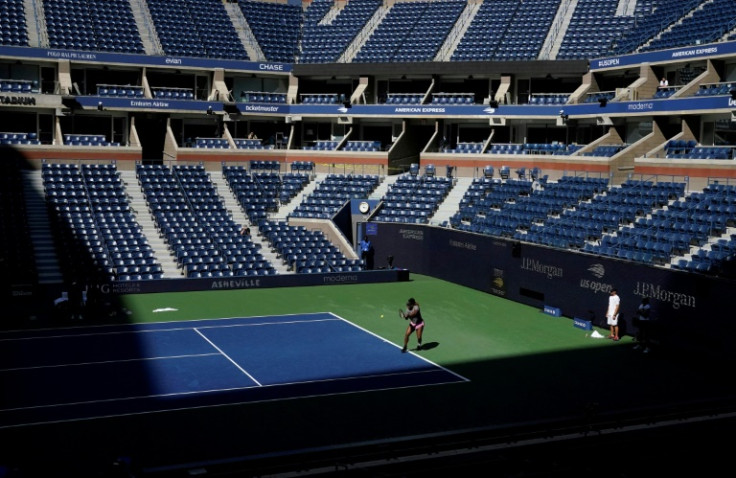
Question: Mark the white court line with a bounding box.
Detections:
[0,313,468,429]
[0,312,332,339]
[0,317,339,343]
[193,328,262,387]
[0,353,222,373]
[329,312,471,383]
[0,367,461,429]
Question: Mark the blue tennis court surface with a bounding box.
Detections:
[0,313,467,428]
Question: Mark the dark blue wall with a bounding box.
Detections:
[364,222,734,356]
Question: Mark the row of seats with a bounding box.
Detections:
[63,134,118,147]
[301,93,345,105]
[0,78,38,93]
[528,94,570,105]
[430,93,475,105]
[385,93,424,104]
[343,140,381,152]
[240,91,287,104]
[695,82,736,96]
[97,85,144,98]
[151,87,195,100]
[0,132,40,145]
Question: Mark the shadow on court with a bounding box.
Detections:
[418,341,439,351]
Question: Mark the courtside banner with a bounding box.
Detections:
[93,269,408,296]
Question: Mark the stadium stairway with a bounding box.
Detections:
[23,0,46,48]
[223,0,263,61]
[638,2,700,53]
[337,2,390,63]
[119,170,182,278]
[209,171,290,274]
[368,173,398,201]
[434,1,481,62]
[22,170,63,284]
[540,0,578,60]
[669,225,736,268]
[128,0,164,56]
[431,176,473,226]
[272,174,321,220]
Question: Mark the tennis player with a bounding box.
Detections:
[400,297,424,353]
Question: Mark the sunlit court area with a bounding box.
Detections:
[3,0,736,475]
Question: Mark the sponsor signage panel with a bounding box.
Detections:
[591,41,736,70]
[0,45,291,73]
[94,269,407,296]
[543,305,562,317]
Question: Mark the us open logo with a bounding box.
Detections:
[587,263,605,279]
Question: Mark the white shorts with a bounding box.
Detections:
[607,314,619,326]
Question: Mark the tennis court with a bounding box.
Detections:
[0,312,466,429]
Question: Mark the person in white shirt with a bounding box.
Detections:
[606,289,621,341]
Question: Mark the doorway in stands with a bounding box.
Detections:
[135,113,167,163]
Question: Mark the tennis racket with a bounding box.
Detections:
[399,308,405,319]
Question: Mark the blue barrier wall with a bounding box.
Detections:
[364,222,734,356]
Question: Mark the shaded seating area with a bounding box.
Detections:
[194,138,230,149]
[44,162,160,282]
[0,132,40,145]
[343,140,381,152]
[303,140,339,151]
[0,78,38,93]
[1,159,36,288]
[580,144,627,157]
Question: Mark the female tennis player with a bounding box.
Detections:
[400,297,424,353]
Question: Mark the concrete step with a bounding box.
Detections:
[119,170,182,278]
[22,170,62,284]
